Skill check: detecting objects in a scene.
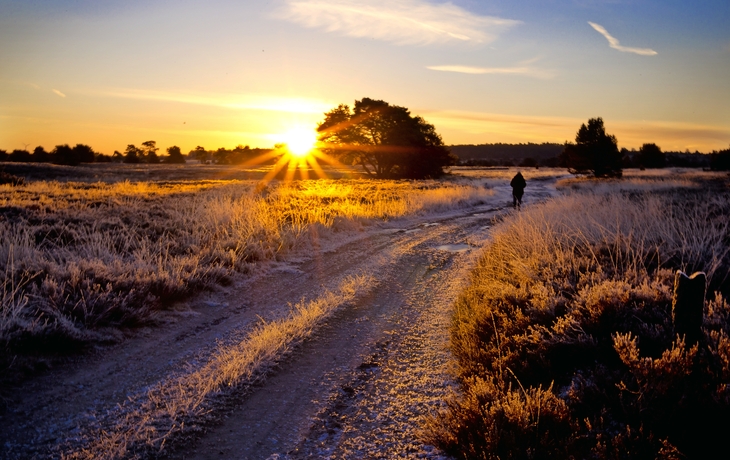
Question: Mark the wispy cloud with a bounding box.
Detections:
[588,22,657,56]
[279,0,521,45]
[427,64,555,79]
[96,88,332,114]
[52,89,67,98]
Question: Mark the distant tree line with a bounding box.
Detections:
[185,145,276,165]
[450,127,727,172]
[617,146,717,169]
[452,143,565,167]
[558,117,730,177]
[0,144,97,166]
[3,134,727,174]
[0,141,184,166]
[0,141,276,166]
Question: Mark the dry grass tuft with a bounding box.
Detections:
[427,176,730,459]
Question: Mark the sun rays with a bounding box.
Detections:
[259,149,350,182]
[280,127,317,157]
[238,125,352,184]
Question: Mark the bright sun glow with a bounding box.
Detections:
[281,127,317,157]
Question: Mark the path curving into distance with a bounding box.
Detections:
[0,174,560,459]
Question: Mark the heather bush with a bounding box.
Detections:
[429,179,730,459]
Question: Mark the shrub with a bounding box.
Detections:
[428,181,730,459]
[710,147,730,171]
[636,143,666,169]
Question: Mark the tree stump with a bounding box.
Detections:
[672,271,706,346]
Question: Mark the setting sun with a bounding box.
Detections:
[281,127,317,157]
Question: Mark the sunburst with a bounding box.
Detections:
[237,125,352,183]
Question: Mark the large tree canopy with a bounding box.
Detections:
[560,117,622,177]
[317,98,456,179]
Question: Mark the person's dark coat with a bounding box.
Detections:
[510,172,526,197]
[510,172,526,208]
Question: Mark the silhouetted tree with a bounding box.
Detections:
[317,97,456,179]
[213,147,231,164]
[710,146,730,171]
[123,144,142,164]
[95,153,113,163]
[560,117,622,177]
[32,146,51,162]
[9,149,32,162]
[0,150,7,161]
[636,143,665,168]
[52,144,82,165]
[112,150,124,163]
[72,144,96,163]
[164,145,186,164]
[620,147,634,168]
[141,140,160,163]
[190,146,208,163]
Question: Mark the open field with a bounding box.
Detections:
[4,165,727,459]
[428,170,730,459]
[0,164,499,374]
[0,162,356,184]
[0,164,567,459]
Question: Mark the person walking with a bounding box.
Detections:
[510,171,526,209]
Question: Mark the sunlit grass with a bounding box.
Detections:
[555,167,729,193]
[427,175,730,459]
[0,178,493,358]
[63,275,374,460]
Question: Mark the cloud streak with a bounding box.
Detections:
[96,88,332,114]
[588,22,657,55]
[427,64,555,79]
[280,0,521,45]
[52,89,66,98]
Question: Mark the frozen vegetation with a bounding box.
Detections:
[0,177,492,373]
[428,171,730,459]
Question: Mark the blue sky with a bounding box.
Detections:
[1,0,728,153]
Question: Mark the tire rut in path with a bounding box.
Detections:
[175,224,482,459]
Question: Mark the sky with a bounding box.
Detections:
[1,0,729,154]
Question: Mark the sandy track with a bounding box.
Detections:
[0,180,557,459]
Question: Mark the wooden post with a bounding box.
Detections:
[672,270,706,346]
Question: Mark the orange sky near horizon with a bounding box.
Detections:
[1,0,729,154]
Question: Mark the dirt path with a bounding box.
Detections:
[0,178,558,459]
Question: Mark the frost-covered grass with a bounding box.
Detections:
[0,178,492,364]
[428,174,730,459]
[62,275,374,460]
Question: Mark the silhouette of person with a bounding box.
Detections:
[510,172,526,209]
